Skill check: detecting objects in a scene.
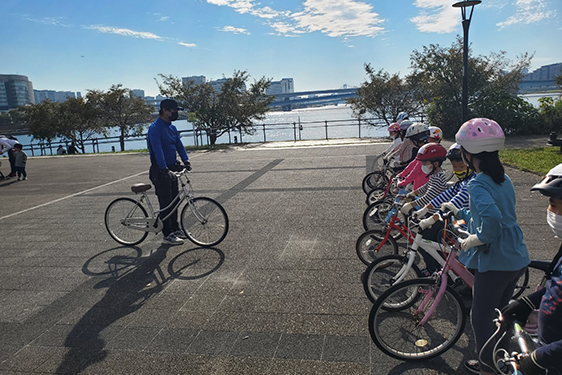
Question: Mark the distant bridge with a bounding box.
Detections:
[268,88,358,111]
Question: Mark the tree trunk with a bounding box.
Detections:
[209,128,217,148]
[120,128,126,151]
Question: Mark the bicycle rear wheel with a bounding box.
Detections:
[369,278,467,361]
[363,254,422,304]
[181,197,229,247]
[356,230,398,265]
[105,197,149,246]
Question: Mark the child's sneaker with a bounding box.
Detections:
[162,233,184,246]
[17,177,21,181]
[22,177,27,180]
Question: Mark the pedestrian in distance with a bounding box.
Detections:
[0,135,19,178]
[12,143,28,181]
[147,99,192,246]
[57,145,67,155]
[443,118,530,375]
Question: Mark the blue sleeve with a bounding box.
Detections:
[430,184,458,208]
[148,127,167,169]
[534,339,562,370]
[172,126,189,162]
[470,184,502,244]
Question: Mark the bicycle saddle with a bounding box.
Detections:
[131,183,152,193]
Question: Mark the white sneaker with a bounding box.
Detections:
[174,229,188,239]
[162,233,184,245]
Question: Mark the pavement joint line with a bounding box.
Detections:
[0,170,147,221]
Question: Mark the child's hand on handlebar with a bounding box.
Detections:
[441,202,459,216]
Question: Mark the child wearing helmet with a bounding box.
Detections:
[381,123,403,171]
[396,123,434,191]
[443,118,530,375]
[399,143,448,217]
[500,165,562,375]
[428,126,443,143]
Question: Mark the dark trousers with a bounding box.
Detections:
[149,165,180,237]
[471,267,526,373]
[8,149,16,176]
[15,166,26,178]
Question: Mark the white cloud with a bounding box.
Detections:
[218,26,251,35]
[207,0,384,38]
[410,0,460,34]
[497,0,556,29]
[178,41,197,47]
[86,25,163,40]
[25,17,71,27]
[159,16,170,21]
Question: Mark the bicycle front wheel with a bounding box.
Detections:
[181,197,229,247]
[356,230,398,265]
[369,278,467,361]
[105,197,149,246]
[363,254,422,304]
[362,171,390,195]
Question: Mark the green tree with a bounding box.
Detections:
[57,97,106,153]
[95,84,154,151]
[19,100,61,142]
[157,70,273,146]
[539,96,562,133]
[409,37,532,137]
[348,64,427,125]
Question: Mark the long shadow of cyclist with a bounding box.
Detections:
[55,244,224,374]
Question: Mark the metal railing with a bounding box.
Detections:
[20,116,411,156]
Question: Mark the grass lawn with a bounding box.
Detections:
[500,146,562,175]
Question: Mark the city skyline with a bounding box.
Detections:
[1,0,560,97]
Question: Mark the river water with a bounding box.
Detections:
[13,92,560,154]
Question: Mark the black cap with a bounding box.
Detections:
[160,99,183,111]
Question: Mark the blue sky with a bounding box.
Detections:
[1,0,560,97]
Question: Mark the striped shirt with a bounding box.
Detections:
[415,170,448,208]
[430,175,474,210]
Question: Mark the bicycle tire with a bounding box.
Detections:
[366,187,387,205]
[181,197,229,247]
[362,171,389,195]
[369,278,467,361]
[362,200,403,241]
[105,197,149,246]
[356,230,399,265]
[511,267,530,299]
[363,254,422,304]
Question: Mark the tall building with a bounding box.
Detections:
[266,78,294,96]
[131,89,145,98]
[519,63,562,92]
[0,74,35,111]
[34,90,77,103]
[182,76,206,86]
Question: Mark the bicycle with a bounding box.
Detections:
[104,168,229,247]
[362,156,399,195]
[367,211,544,361]
[363,214,531,304]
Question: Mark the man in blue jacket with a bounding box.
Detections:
[147,99,191,245]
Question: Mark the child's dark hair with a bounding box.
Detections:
[13,143,23,149]
[474,151,505,185]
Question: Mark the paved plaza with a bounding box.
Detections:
[0,139,557,374]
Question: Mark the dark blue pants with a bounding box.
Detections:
[15,166,26,178]
[149,165,180,237]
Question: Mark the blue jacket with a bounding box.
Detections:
[147,118,189,169]
[457,173,529,272]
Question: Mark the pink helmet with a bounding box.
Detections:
[388,123,400,132]
[455,118,505,154]
[428,126,443,141]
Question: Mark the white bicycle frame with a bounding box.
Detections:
[121,170,197,234]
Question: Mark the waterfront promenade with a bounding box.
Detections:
[0,139,557,374]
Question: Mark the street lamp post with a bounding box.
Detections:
[453,0,481,122]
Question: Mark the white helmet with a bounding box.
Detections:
[428,126,443,141]
[397,112,408,122]
[405,122,430,141]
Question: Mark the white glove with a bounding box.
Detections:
[419,216,437,230]
[441,202,459,216]
[413,206,429,219]
[400,202,414,215]
[406,191,416,199]
[461,234,484,252]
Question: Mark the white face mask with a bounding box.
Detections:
[546,210,562,237]
[421,164,433,175]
